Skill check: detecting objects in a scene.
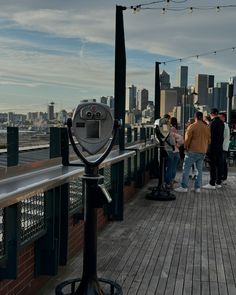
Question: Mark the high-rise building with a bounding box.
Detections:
[160,89,177,117]
[195,74,214,106]
[213,82,228,111]
[47,102,54,121]
[176,66,188,88]
[128,84,137,110]
[137,88,149,111]
[208,75,214,88]
[160,70,171,90]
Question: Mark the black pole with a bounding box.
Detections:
[227,83,233,128]
[75,166,103,295]
[154,62,161,120]
[183,86,187,135]
[114,5,126,150]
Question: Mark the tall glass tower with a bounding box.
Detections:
[177,66,188,88]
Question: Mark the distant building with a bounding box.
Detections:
[195,74,214,106]
[160,89,177,117]
[80,99,96,103]
[0,113,7,123]
[125,111,136,125]
[160,70,171,90]
[109,96,115,109]
[100,96,108,105]
[142,102,154,124]
[58,110,68,124]
[47,102,54,121]
[212,82,228,111]
[7,112,14,123]
[137,88,149,111]
[128,84,137,110]
[173,87,185,106]
[176,66,188,88]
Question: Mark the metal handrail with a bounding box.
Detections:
[0,149,136,209]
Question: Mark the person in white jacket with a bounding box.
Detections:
[219,112,230,184]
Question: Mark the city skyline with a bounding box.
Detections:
[0,0,236,113]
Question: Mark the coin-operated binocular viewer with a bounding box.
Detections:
[55,103,122,295]
[146,117,176,201]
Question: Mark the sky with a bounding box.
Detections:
[0,0,236,113]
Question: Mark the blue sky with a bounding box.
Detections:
[0,0,236,113]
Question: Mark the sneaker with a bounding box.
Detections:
[174,187,188,193]
[202,183,216,190]
[222,180,227,185]
[216,184,222,188]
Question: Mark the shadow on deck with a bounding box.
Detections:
[38,170,236,295]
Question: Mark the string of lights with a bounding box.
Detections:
[128,2,236,13]
[160,46,236,65]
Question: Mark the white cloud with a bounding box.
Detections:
[0,0,236,111]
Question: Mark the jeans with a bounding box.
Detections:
[181,152,205,189]
[164,151,180,185]
[209,150,223,185]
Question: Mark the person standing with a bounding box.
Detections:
[203,108,224,189]
[169,117,184,187]
[219,112,230,184]
[174,111,211,193]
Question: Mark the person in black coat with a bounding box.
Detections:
[203,108,224,189]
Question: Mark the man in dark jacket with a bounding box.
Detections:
[203,108,224,189]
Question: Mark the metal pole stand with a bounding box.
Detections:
[55,111,122,294]
[146,141,176,201]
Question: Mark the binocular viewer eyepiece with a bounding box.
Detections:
[71,102,114,155]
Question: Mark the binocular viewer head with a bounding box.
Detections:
[72,102,114,155]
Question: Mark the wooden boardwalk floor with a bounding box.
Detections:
[39,171,236,295]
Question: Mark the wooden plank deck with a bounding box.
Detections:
[38,171,236,295]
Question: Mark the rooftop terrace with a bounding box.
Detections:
[37,170,236,295]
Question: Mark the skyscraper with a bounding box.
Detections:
[160,89,177,117]
[176,66,188,88]
[213,82,228,111]
[137,88,149,111]
[47,102,54,121]
[195,74,214,106]
[160,70,171,90]
[128,84,137,110]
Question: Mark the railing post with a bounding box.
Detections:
[109,162,124,220]
[61,127,69,166]
[35,188,61,275]
[140,127,146,141]
[146,127,150,140]
[127,125,132,143]
[59,183,69,266]
[50,127,61,159]
[134,127,138,142]
[0,204,20,279]
[7,127,19,167]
